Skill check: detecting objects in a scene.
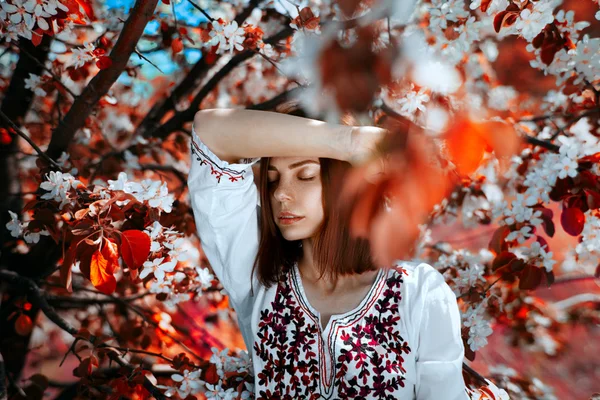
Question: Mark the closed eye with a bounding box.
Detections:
[268,177,316,184]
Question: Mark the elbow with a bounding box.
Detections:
[193,109,219,139]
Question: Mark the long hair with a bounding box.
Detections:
[249,101,378,295]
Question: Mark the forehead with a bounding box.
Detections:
[268,157,320,171]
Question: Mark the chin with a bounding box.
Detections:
[280,232,306,241]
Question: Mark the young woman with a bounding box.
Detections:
[187,107,469,399]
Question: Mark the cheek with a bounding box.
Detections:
[306,184,324,217]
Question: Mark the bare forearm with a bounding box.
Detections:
[193,109,353,163]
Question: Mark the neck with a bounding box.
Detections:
[297,238,376,294]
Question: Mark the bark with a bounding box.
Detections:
[0,34,52,389]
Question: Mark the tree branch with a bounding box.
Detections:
[0,352,6,400]
[0,270,78,336]
[0,270,173,399]
[45,0,159,160]
[0,110,63,169]
[150,25,294,140]
[135,0,261,139]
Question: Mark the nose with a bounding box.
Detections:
[273,181,293,203]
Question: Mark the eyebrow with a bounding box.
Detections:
[268,160,320,171]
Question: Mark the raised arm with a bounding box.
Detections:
[192,108,354,164]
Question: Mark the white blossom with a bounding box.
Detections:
[39,171,83,209]
[107,173,174,214]
[6,211,23,238]
[469,0,508,15]
[515,2,556,42]
[195,266,215,290]
[505,225,534,244]
[23,229,50,244]
[124,150,140,169]
[209,20,246,54]
[24,73,47,96]
[428,0,469,30]
[140,257,177,281]
[575,212,600,265]
[107,172,142,193]
[463,302,493,351]
[395,84,430,120]
[516,241,556,272]
[70,42,96,69]
[487,86,517,111]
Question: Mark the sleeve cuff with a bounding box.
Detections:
[191,129,260,184]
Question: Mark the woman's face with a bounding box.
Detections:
[267,156,324,241]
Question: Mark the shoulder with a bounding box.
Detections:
[388,260,456,309]
[389,260,444,288]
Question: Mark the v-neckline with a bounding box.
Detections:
[291,262,387,334]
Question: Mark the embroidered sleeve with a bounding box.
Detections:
[413,263,470,400]
[188,127,261,316]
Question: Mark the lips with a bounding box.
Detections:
[279,211,302,219]
[279,216,304,225]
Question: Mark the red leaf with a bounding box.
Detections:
[172,38,183,53]
[99,36,112,48]
[492,251,516,271]
[585,189,600,210]
[74,0,95,20]
[489,225,510,254]
[519,264,543,290]
[444,119,520,176]
[15,314,33,336]
[480,0,493,12]
[493,11,509,33]
[560,207,585,236]
[203,364,219,385]
[534,206,555,237]
[102,238,120,275]
[77,243,96,280]
[540,44,560,65]
[90,250,117,295]
[508,257,526,273]
[120,230,151,270]
[543,269,555,287]
[536,236,549,251]
[0,128,12,145]
[31,31,43,46]
[96,56,112,70]
[61,243,77,292]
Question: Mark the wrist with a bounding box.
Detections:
[331,124,356,163]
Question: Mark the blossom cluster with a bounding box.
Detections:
[0,0,69,42]
[141,220,216,308]
[107,172,175,214]
[156,347,254,399]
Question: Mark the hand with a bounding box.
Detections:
[347,126,390,167]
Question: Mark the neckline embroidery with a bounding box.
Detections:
[254,265,411,399]
[291,262,388,335]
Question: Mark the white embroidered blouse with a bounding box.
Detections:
[188,129,470,400]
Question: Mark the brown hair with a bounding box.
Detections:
[249,100,377,295]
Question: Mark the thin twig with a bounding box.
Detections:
[0,110,63,170]
[549,108,599,141]
[186,0,215,22]
[134,49,165,74]
[13,41,78,98]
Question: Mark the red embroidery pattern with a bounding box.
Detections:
[191,137,249,183]
[253,265,412,399]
